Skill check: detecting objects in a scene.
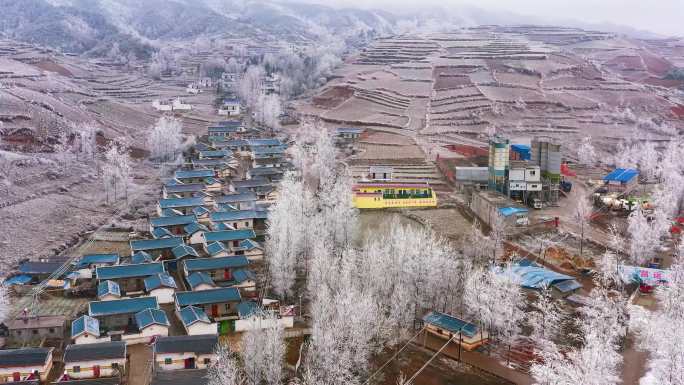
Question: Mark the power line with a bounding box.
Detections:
[405,335,456,385]
[362,326,425,385]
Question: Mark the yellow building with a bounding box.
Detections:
[352,182,437,209]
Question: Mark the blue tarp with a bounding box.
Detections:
[4,274,32,286]
[504,260,581,290]
[498,207,529,217]
[604,168,639,183]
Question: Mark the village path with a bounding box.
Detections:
[417,332,532,385]
[127,343,153,385]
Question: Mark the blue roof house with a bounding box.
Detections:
[178,306,216,335]
[130,237,184,260]
[96,262,165,294]
[135,308,170,336]
[76,254,120,270]
[174,288,241,320]
[174,169,216,183]
[201,229,256,252]
[88,296,159,332]
[157,197,207,216]
[144,273,178,304]
[183,256,250,285]
[97,280,122,301]
[71,315,101,344]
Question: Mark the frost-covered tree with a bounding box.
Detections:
[576,136,597,166]
[572,195,592,260]
[208,344,245,385]
[242,316,285,385]
[148,117,183,163]
[239,66,265,109]
[630,247,684,385]
[528,284,565,343]
[73,123,98,162]
[102,140,132,204]
[627,207,660,265]
[266,172,311,298]
[254,93,282,131]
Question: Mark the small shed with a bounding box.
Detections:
[422,311,488,351]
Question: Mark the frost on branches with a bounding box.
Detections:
[630,247,684,385]
[147,117,184,163]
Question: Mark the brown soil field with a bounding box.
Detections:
[312,85,354,109]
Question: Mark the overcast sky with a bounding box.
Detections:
[305,0,683,37]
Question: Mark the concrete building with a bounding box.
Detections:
[6,316,66,345]
[470,190,529,228]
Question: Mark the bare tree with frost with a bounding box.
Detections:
[630,246,684,385]
[627,207,660,265]
[571,195,592,260]
[242,316,285,385]
[576,136,597,166]
[148,117,183,163]
[208,344,245,385]
[239,66,265,109]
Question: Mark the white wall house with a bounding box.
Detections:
[154,335,218,371]
[0,348,54,383]
[172,99,192,111]
[152,100,173,112]
[178,306,217,336]
[63,342,126,379]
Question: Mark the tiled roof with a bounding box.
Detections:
[135,308,170,329]
[184,256,249,272]
[232,269,255,283]
[0,347,53,367]
[210,210,259,222]
[158,197,205,209]
[97,280,121,298]
[64,341,126,363]
[154,335,218,355]
[96,263,165,280]
[130,237,184,252]
[150,215,197,228]
[77,254,120,268]
[206,242,227,256]
[131,251,154,264]
[175,287,241,307]
[163,184,206,194]
[203,229,255,243]
[184,222,208,235]
[175,169,215,179]
[88,296,159,317]
[179,306,211,327]
[186,272,215,290]
[71,315,100,338]
[237,301,260,318]
[216,192,257,203]
[172,244,199,259]
[19,261,63,275]
[152,227,175,239]
[144,273,177,291]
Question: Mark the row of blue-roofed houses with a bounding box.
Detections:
[0,120,295,385]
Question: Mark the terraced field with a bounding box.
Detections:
[298,26,684,164]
